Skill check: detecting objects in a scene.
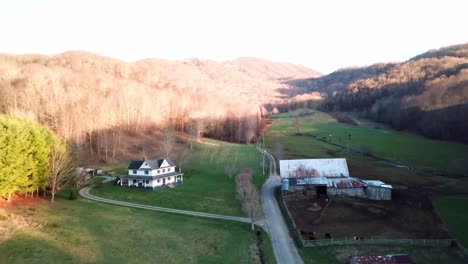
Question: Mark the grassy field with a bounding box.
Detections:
[0,137,277,264]
[269,109,468,176]
[92,138,266,216]
[0,196,275,264]
[267,109,468,190]
[434,197,468,247]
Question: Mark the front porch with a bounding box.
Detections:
[121,173,184,190]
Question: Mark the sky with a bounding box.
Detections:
[0,0,467,73]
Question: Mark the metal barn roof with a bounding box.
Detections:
[280,158,350,178]
[363,180,393,189]
[290,177,367,188]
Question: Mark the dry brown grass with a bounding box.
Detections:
[0,202,47,243]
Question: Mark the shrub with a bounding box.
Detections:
[95,179,104,189]
[68,189,78,200]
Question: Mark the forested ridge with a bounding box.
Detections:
[286,43,468,143]
[0,51,318,163]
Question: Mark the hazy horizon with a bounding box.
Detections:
[1,0,467,73]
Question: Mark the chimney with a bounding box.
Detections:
[143,156,147,161]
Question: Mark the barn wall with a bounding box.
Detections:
[328,188,366,197]
[367,186,391,200]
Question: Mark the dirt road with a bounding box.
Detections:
[257,143,304,264]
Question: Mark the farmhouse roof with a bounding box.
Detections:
[128,161,144,170]
[127,158,176,170]
[350,254,414,264]
[280,158,350,178]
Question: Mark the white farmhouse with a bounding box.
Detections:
[121,157,183,189]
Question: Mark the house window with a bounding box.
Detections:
[144,171,149,175]
[145,180,149,184]
[132,170,137,174]
[157,180,160,183]
[163,169,166,172]
[157,170,160,174]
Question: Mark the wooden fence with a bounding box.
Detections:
[303,238,454,247]
[275,187,305,247]
[276,187,456,249]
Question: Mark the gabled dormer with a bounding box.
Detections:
[127,157,176,176]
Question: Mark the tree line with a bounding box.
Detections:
[0,115,76,202]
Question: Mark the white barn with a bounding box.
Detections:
[121,157,183,189]
[280,158,350,178]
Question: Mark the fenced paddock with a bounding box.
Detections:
[276,187,455,249]
[303,238,454,247]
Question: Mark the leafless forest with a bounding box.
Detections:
[0,52,318,163]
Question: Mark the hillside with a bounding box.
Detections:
[0,51,319,163]
[229,57,321,80]
[286,43,468,143]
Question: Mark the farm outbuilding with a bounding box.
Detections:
[287,177,368,197]
[363,180,392,201]
[280,158,393,200]
[327,177,367,197]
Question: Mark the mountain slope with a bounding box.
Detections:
[0,51,319,148]
[229,57,321,80]
[286,43,468,143]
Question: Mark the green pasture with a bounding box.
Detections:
[266,110,468,191]
[0,197,274,264]
[91,138,266,216]
[434,197,468,247]
[269,109,468,175]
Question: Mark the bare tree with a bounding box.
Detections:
[273,142,283,161]
[236,169,263,230]
[175,147,192,174]
[162,123,175,158]
[244,115,257,144]
[293,117,300,135]
[194,118,205,142]
[48,146,77,203]
[188,120,197,151]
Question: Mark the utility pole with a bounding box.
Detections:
[262,133,265,176]
[263,150,265,176]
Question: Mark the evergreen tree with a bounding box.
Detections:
[0,115,59,202]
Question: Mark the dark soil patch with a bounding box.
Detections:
[285,190,450,240]
[329,112,359,126]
